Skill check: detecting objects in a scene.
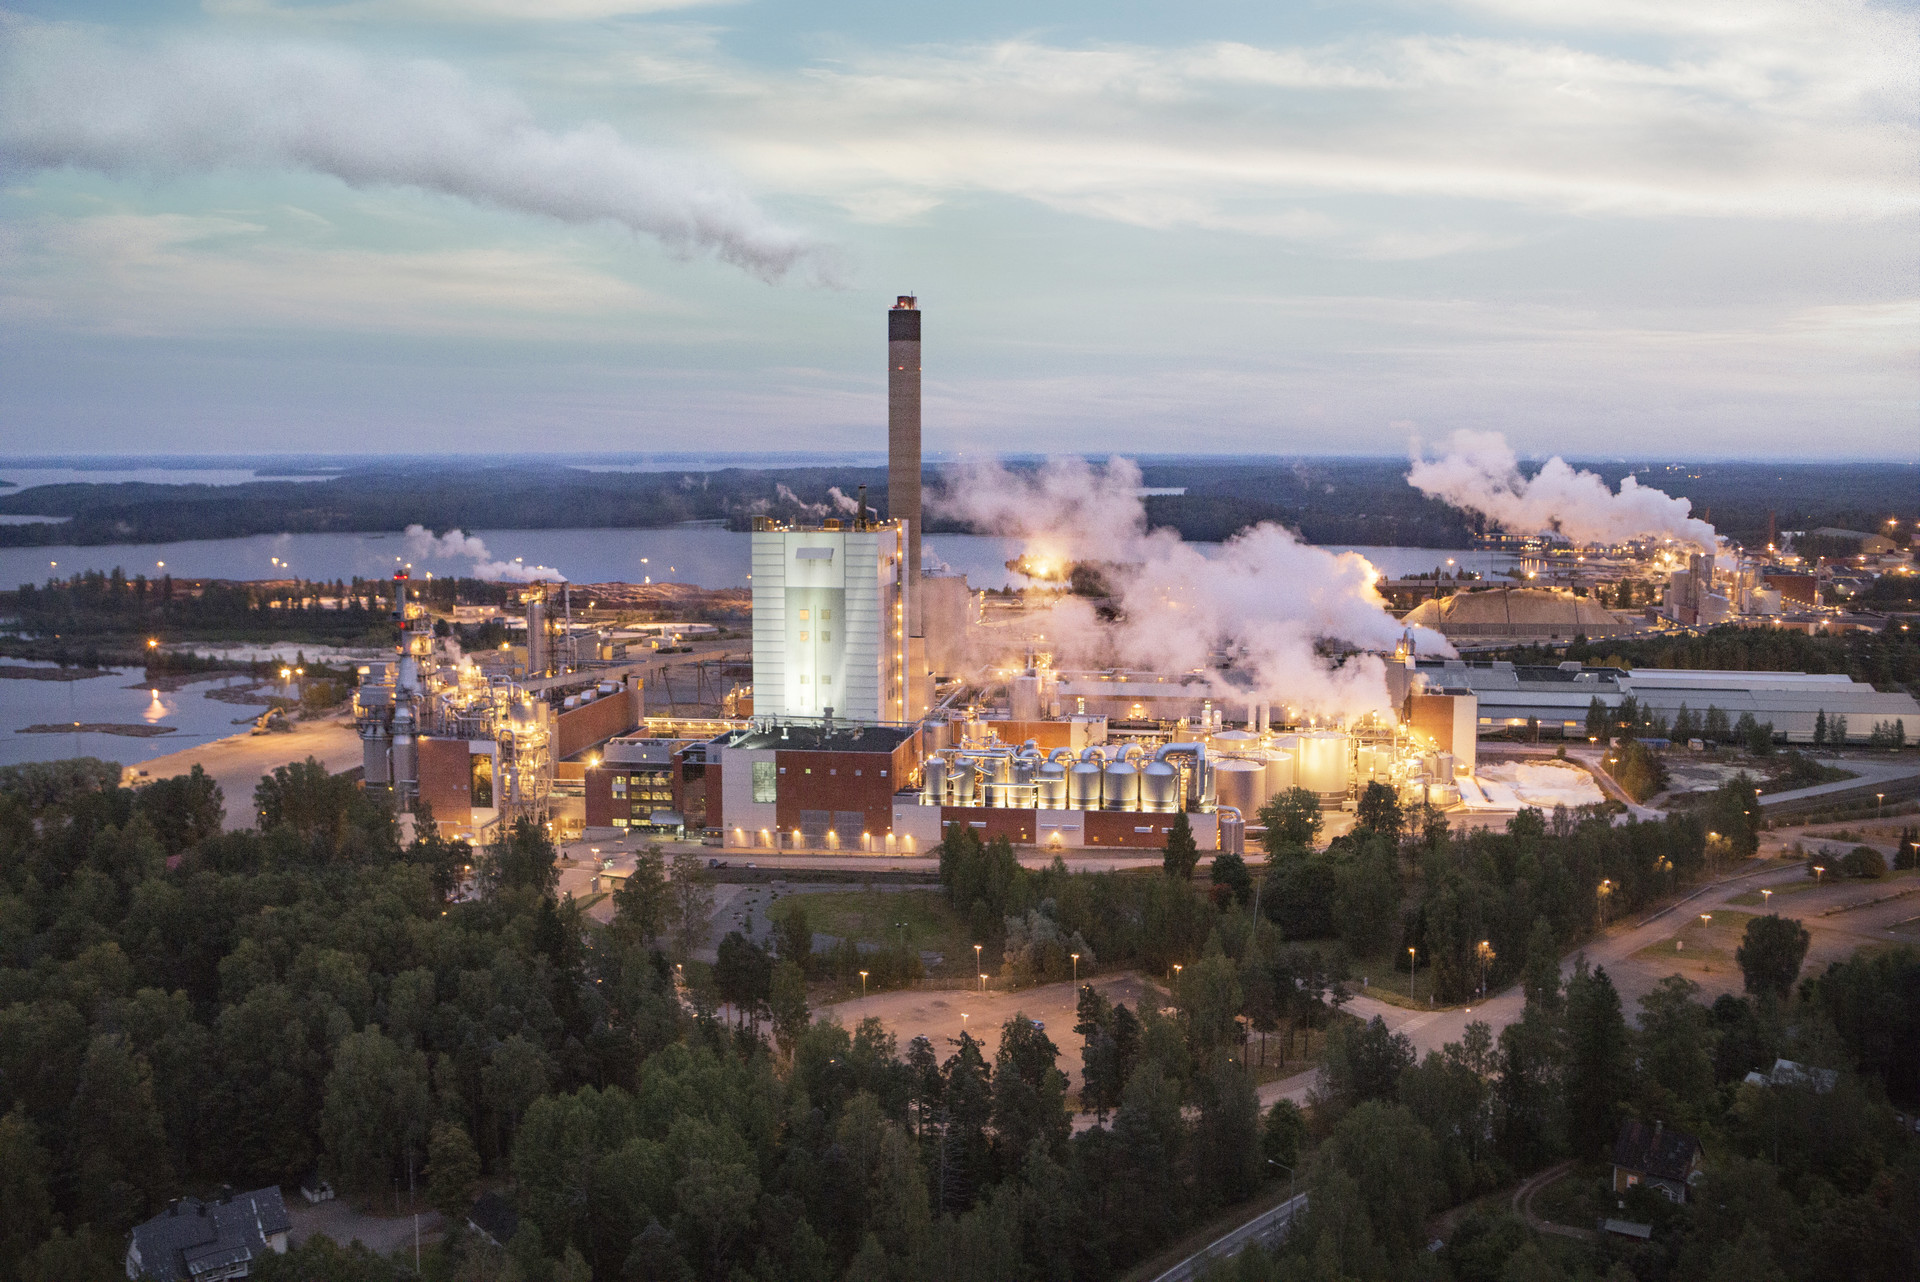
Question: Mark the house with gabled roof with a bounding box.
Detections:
[125,1187,291,1281]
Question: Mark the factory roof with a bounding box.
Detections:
[1402,587,1624,637]
[723,723,917,754]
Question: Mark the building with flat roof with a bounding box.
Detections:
[1404,658,1918,743]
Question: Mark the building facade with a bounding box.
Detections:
[750,521,908,725]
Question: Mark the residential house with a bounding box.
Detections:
[125,1187,291,1281]
[1610,1119,1703,1204]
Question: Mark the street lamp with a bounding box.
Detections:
[1071,952,1080,984]
[974,942,983,975]
[1699,913,1712,929]
[1408,946,1417,1000]
[979,972,987,993]
[1476,940,1495,997]
[1878,792,1885,817]
[859,970,868,999]
[1813,865,1825,884]
[1172,963,1183,985]
[1267,1160,1295,1207]
[1761,888,1773,906]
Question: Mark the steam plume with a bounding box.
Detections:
[1407,430,1717,552]
[0,24,834,283]
[403,525,565,583]
[930,457,1453,720]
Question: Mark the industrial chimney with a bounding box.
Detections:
[888,295,921,631]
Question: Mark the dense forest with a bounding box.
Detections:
[2,458,1910,553]
[0,758,1912,1281]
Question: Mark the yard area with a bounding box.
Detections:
[1631,908,1759,980]
[768,886,977,979]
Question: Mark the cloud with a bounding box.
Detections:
[593,7,1918,241]
[206,0,733,20]
[0,22,837,283]
[0,211,672,337]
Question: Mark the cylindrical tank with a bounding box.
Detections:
[1210,729,1258,755]
[390,707,417,796]
[950,759,977,807]
[1011,675,1042,721]
[361,724,391,786]
[1295,731,1352,799]
[1068,760,1103,809]
[1141,761,1180,812]
[1436,751,1455,780]
[1218,809,1246,856]
[1037,761,1067,809]
[984,781,1012,808]
[1428,783,1461,807]
[1103,760,1140,810]
[923,757,947,804]
[1013,757,1036,789]
[1214,758,1266,816]
[1263,750,1295,797]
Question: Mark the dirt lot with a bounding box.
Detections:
[127,713,364,829]
[817,971,1165,1088]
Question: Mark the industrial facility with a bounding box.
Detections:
[357,293,1913,858]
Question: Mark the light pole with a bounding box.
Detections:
[1761,888,1773,907]
[1813,864,1826,884]
[1172,962,1183,989]
[1598,879,1613,928]
[1071,952,1080,984]
[859,970,868,999]
[979,972,987,994]
[1408,946,1417,1001]
[974,942,983,977]
[1476,940,1494,998]
[1267,1160,1295,1209]
[1878,792,1885,818]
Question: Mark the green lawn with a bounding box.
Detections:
[1632,908,1757,966]
[1349,950,1471,1011]
[769,888,975,975]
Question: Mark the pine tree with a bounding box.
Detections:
[1562,961,1630,1158]
[1813,708,1828,749]
[1162,811,1199,880]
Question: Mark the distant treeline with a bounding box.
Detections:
[3,458,1910,551]
[3,569,417,645]
[1493,624,1920,699]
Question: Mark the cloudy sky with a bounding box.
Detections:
[1,0,1914,459]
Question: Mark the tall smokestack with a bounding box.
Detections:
[889,295,922,632]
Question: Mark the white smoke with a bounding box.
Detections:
[930,457,1453,720]
[1407,430,1717,552]
[827,486,865,516]
[0,24,836,284]
[402,525,565,583]
[775,483,826,517]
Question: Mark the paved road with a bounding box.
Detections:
[1151,1194,1308,1282]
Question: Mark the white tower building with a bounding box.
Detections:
[751,519,908,724]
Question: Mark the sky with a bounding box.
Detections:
[1,0,1915,460]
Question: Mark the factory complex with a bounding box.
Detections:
[354,296,1917,856]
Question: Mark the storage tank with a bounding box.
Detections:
[1263,750,1295,797]
[1102,759,1140,811]
[1037,760,1067,808]
[1214,758,1266,817]
[1210,729,1258,756]
[922,757,947,805]
[1068,759,1104,809]
[361,723,391,787]
[1141,761,1180,812]
[1294,731,1352,800]
[1428,782,1461,807]
[950,759,977,807]
[1010,675,1042,721]
[1436,751,1455,780]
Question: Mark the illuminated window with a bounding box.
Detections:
[799,609,810,620]
[799,631,809,642]
[752,761,777,803]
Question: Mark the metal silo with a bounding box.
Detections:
[1037,759,1067,808]
[1262,750,1295,797]
[1068,757,1104,810]
[1294,731,1351,802]
[1213,758,1266,817]
[922,756,947,804]
[1103,758,1140,811]
[1141,761,1180,812]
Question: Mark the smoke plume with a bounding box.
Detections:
[403,525,565,583]
[0,24,834,283]
[1407,430,1717,552]
[930,457,1453,720]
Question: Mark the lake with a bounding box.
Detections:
[0,529,1514,593]
[0,661,280,769]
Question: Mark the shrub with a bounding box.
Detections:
[1840,846,1887,880]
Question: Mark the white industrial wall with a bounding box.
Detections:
[751,527,903,724]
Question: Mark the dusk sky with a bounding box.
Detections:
[2,0,1914,459]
